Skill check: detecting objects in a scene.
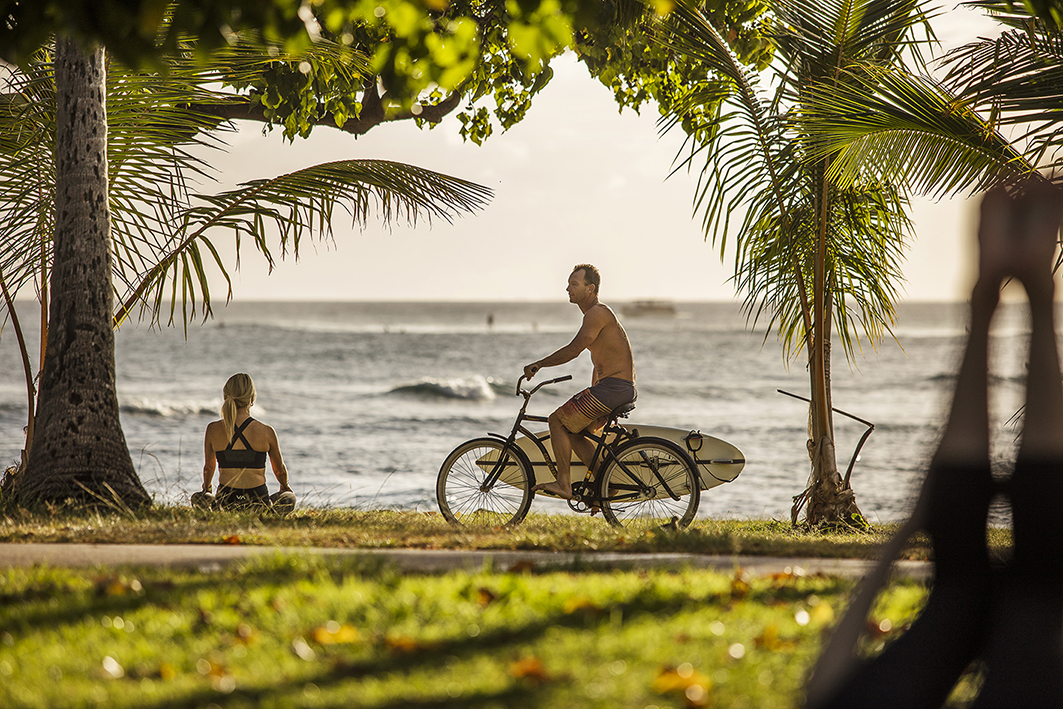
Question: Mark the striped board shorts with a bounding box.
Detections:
[556,377,637,434]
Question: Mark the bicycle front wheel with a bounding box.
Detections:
[599,437,700,530]
[436,438,532,527]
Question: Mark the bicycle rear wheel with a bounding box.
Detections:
[599,437,700,530]
[436,438,532,527]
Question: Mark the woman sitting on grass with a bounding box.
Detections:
[199,373,294,512]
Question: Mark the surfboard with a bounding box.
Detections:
[513,423,745,491]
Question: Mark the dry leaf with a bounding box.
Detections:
[563,596,601,614]
[509,656,551,684]
[730,570,751,598]
[652,663,711,707]
[475,587,497,607]
[312,622,359,645]
[810,602,835,626]
[755,622,795,652]
[94,575,142,596]
[508,560,536,573]
[222,535,241,545]
[385,634,436,654]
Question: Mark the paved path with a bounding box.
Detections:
[0,543,932,579]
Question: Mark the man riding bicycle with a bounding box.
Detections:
[523,264,637,499]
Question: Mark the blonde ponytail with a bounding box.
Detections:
[221,373,256,442]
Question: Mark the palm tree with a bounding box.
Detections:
[656,0,942,526]
[1,41,492,507]
[12,38,151,509]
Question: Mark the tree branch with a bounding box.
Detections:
[186,87,464,136]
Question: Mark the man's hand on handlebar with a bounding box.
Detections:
[523,363,541,380]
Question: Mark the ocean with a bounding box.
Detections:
[0,300,1037,523]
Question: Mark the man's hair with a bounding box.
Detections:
[572,264,601,294]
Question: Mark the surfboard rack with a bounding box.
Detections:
[684,431,746,482]
[776,389,876,488]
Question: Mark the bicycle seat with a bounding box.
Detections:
[610,402,635,419]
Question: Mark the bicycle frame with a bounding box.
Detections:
[478,375,685,503]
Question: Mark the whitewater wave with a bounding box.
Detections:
[388,376,503,401]
[120,397,217,417]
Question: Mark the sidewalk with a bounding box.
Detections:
[0,543,932,579]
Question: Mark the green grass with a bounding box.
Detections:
[0,552,942,709]
[0,506,1014,560]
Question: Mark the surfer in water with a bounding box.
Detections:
[523,264,637,499]
[198,373,295,512]
[807,180,1063,709]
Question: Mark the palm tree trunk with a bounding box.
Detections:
[798,176,863,527]
[15,38,149,510]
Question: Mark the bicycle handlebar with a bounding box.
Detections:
[515,373,572,397]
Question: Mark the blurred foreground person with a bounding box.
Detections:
[808,181,1063,709]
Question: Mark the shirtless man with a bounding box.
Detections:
[523,264,636,499]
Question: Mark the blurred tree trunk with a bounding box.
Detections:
[15,37,149,510]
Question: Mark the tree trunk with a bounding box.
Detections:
[14,38,150,510]
[793,178,863,527]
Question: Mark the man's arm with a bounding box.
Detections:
[524,308,607,379]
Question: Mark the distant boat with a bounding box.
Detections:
[622,300,677,318]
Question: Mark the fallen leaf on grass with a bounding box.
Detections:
[509,656,552,684]
[312,622,359,645]
[384,635,438,654]
[730,570,751,599]
[222,535,241,545]
[652,664,712,707]
[755,622,795,652]
[475,587,498,607]
[563,596,601,614]
[94,575,143,596]
[810,602,835,625]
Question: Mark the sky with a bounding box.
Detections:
[198,5,1003,303]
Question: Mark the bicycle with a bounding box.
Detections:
[435,374,702,530]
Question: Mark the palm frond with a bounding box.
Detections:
[114,159,492,329]
[802,64,1033,195]
[963,0,1063,32]
[941,25,1063,166]
[654,0,793,251]
[772,0,936,92]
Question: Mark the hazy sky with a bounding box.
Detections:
[201,5,1001,303]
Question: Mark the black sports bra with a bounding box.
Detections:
[215,418,268,468]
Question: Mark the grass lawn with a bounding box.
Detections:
[0,507,1003,707]
[0,550,954,709]
[0,505,1013,559]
